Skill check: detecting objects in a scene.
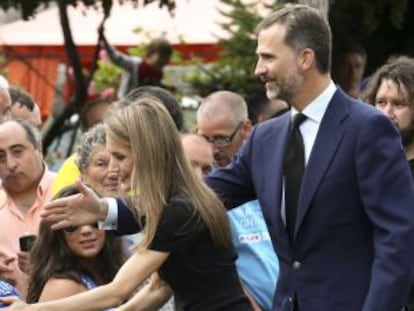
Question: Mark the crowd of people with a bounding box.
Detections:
[0,3,414,311]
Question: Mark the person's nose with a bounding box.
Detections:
[106,169,119,181]
[254,58,266,78]
[6,155,17,171]
[78,225,94,236]
[212,143,222,155]
[382,103,395,119]
[108,157,120,173]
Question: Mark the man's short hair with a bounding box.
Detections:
[255,4,332,74]
[9,86,36,111]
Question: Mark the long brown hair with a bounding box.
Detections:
[104,98,231,248]
[27,186,126,303]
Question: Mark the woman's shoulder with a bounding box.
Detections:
[161,192,201,229]
[167,192,196,215]
[169,192,191,203]
[38,277,87,302]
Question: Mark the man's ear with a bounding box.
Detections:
[242,119,253,138]
[298,48,315,71]
[37,142,43,155]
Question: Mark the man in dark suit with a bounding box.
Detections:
[38,4,414,311]
[204,4,414,311]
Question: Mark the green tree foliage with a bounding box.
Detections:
[186,0,279,97]
[187,0,412,96]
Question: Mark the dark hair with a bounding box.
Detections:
[27,185,126,303]
[256,4,332,74]
[80,98,112,131]
[116,86,184,131]
[362,56,414,108]
[146,38,173,57]
[246,92,270,125]
[339,43,367,62]
[9,86,36,111]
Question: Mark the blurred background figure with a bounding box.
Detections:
[181,133,213,179]
[79,98,113,133]
[0,76,11,118]
[26,186,126,303]
[100,26,173,99]
[9,86,42,129]
[0,76,8,89]
[247,92,288,125]
[332,43,367,99]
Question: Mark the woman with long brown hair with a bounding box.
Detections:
[3,97,253,311]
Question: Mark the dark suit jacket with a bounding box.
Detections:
[115,89,414,311]
[204,89,414,311]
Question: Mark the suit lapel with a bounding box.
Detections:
[294,90,349,238]
[262,112,291,232]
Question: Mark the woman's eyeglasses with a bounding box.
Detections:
[63,223,99,233]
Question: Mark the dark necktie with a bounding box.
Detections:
[283,113,307,243]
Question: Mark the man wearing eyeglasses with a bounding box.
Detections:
[197,91,252,168]
[196,90,279,311]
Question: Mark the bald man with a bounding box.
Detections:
[181,133,213,179]
[197,91,252,168]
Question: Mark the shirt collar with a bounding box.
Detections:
[291,80,337,123]
[37,164,55,197]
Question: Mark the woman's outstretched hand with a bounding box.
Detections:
[40,180,108,231]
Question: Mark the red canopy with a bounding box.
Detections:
[0,0,228,118]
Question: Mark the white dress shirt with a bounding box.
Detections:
[281,81,337,223]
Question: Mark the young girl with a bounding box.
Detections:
[26,186,126,306]
[3,98,253,311]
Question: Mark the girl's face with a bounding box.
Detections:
[82,145,120,196]
[106,135,134,192]
[64,224,106,260]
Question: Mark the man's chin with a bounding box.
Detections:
[266,89,280,100]
[214,158,230,168]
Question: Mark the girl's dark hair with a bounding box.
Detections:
[27,185,126,303]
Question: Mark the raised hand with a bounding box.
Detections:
[40,180,108,231]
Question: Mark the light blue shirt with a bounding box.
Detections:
[228,200,279,311]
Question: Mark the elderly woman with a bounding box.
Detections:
[75,123,120,196]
